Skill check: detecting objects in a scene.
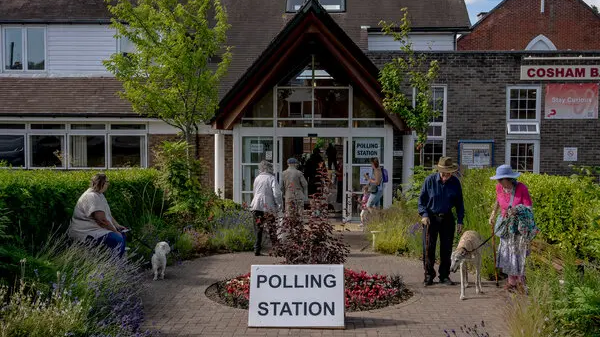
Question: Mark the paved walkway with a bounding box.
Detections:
[142,233,510,337]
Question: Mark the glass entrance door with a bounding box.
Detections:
[241,136,275,206]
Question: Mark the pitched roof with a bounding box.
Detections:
[212,0,407,131]
[0,0,112,23]
[0,77,135,117]
[219,0,470,95]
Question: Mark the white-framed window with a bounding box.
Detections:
[0,122,148,169]
[506,86,541,135]
[286,0,345,12]
[3,27,46,71]
[413,85,447,169]
[505,139,540,173]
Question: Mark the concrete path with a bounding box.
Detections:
[141,232,509,337]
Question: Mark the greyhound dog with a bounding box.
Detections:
[450,230,484,300]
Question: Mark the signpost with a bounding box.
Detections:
[248,265,345,328]
[458,140,494,169]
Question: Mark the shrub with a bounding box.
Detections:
[208,207,255,252]
[0,281,87,337]
[0,169,162,250]
[1,239,153,337]
[271,166,349,264]
[154,140,220,229]
[506,254,600,337]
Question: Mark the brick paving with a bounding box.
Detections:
[141,232,510,337]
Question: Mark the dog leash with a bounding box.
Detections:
[464,234,494,254]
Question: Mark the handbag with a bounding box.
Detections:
[368,184,378,193]
[494,184,516,238]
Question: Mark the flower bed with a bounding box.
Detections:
[215,269,412,312]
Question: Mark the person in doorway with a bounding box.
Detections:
[489,164,536,294]
[281,158,308,219]
[364,157,384,210]
[335,159,343,204]
[418,157,464,286]
[326,143,337,170]
[69,173,128,258]
[249,160,282,256]
[305,148,324,196]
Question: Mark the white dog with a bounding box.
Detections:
[151,241,171,281]
[450,230,483,300]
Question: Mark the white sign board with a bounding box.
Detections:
[251,143,264,153]
[248,265,345,328]
[265,151,273,160]
[393,150,403,157]
[563,147,578,162]
[521,65,600,81]
[359,166,373,185]
[460,143,492,169]
[354,138,380,159]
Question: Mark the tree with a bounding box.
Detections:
[592,5,599,14]
[104,0,232,159]
[378,8,440,166]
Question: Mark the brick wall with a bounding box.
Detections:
[368,51,600,176]
[148,134,233,199]
[458,0,600,50]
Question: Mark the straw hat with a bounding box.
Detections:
[436,157,458,173]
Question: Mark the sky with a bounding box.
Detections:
[465,0,600,25]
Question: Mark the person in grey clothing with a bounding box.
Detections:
[281,158,308,219]
[249,160,283,256]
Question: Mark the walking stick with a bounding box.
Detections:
[492,227,499,287]
[424,221,430,280]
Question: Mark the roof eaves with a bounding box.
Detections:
[0,19,112,24]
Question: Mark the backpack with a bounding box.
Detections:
[381,167,389,184]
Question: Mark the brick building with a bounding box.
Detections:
[457,0,600,51]
[2,0,600,219]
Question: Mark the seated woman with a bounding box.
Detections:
[68,173,128,257]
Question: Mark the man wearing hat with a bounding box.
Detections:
[281,158,308,219]
[418,157,465,286]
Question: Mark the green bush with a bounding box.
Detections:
[208,208,255,252]
[0,169,163,249]
[507,255,600,337]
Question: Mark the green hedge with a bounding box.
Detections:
[0,169,163,248]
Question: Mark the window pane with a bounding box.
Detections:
[314,89,349,119]
[510,142,535,173]
[353,93,378,118]
[242,165,259,193]
[70,136,105,168]
[71,124,106,130]
[27,28,45,70]
[243,90,273,118]
[31,124,65,130]
[0,135,25,167]
[510,89,518,99]
[508,88,538,121]
[320,0,345,11]
[0,124,25,129]
[242,137,273,163]
[4,28,23,70]
[110,124,146,130]
[277,88,312,127]
[31,135,64,167]
[111,136,144,167]
[119,36,135,54]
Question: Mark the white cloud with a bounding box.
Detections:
[584,0,600,7]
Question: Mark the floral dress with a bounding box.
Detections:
[495,182,532,276]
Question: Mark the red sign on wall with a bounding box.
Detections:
[545,83,598,119]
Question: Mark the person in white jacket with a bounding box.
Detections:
[250,160,283,256]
